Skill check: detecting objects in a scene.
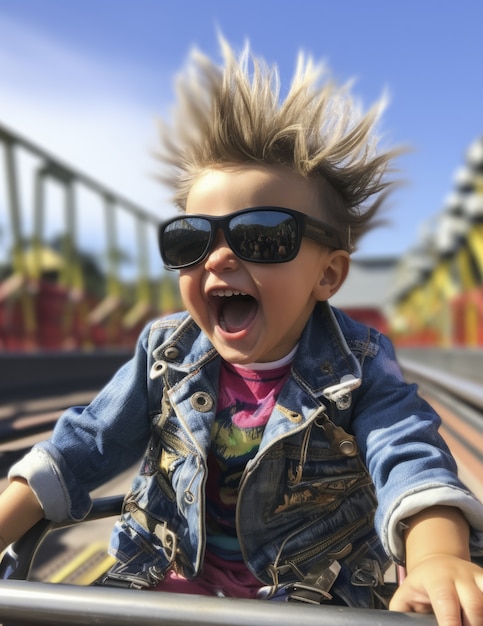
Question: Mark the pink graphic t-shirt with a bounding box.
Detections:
[205,350,295,559]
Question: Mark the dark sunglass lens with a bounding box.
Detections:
[228,211,299,262]
[162,217,211,267]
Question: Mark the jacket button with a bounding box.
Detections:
[164,346,180,360]
[190,392,214,412]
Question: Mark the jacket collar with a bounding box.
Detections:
[153,302,361,401]
[292,301,362,399]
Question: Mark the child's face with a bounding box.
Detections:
[179,165,348,364]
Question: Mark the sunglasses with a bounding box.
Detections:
[158,206,345,270]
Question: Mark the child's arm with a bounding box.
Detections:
[389,505,483,625]
[0,478,44,552]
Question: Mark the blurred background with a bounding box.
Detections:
[1,0,482,353]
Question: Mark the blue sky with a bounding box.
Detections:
[0,0,482,259]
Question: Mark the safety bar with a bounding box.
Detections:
[0,580,437,626]
[0,496,124,581]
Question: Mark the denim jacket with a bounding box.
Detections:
[11,302,483,607]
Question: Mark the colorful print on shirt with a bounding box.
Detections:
[205,359,292,557]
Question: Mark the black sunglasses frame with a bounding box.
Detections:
[158,206,346,270]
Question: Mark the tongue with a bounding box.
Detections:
[220,297,257,333]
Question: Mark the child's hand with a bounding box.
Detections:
[389,554,483,626]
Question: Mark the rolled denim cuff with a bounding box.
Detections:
[386,484,483,563]
[8,447,88,523]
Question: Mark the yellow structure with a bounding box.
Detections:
[389,137,483,347]
[0,123,182,351]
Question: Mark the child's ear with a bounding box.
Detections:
[313,250,350,301]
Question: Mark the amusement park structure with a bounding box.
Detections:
[0,123,181,352]
[1,121,482,352]
[388,136,483,348]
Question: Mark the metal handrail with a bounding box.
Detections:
[398,357,483,410]
[0,120,183,350]
[0,580,437,626]
[0,495,439,625]
[0,122,159,225]
[0,496,124,581]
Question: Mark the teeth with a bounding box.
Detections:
[211,289,248,297]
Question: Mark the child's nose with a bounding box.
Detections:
[204,230,239,271]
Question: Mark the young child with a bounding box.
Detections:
[1,38,482,624]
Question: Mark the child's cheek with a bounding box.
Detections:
[178,271,204,316]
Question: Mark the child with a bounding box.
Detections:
[1,38,482,624]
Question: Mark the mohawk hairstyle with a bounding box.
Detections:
[156,37,400,251]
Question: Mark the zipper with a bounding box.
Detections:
[235,406,329,574]
[237,441,370,583]
[284,514,370,569]
[271,500,368,574]
[239,404,326,483]
[236,429,307,576]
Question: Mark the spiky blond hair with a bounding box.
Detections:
[157,37,400,251]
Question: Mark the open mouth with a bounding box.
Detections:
[210,289,259,334]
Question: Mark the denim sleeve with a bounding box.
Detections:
[351,333,483,563]
[9,323,155,522]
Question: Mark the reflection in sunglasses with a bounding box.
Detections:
[158,207,343,269]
